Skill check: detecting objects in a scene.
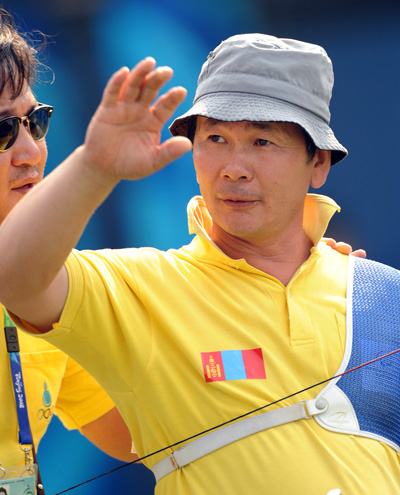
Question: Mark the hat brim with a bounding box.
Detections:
[170,93,347,166]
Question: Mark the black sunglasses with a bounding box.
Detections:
[0,103,53,152]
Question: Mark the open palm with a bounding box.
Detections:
[83,57,192,182]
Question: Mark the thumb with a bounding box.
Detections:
[155,136,192,170]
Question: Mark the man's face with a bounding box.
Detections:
[0,84,47,224]
[193,118,329,246]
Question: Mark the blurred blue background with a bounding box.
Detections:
[2,0,400,493]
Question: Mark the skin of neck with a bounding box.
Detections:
[209,208,313,286]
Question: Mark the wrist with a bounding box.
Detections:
[72,145,120,193]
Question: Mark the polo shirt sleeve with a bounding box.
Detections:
[53,356,115,430]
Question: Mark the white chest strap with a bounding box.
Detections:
[152,398,328,483]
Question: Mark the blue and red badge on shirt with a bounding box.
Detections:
[201,348,266,382]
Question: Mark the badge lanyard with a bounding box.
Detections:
[3,306,45,495]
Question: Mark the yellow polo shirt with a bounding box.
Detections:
[17,194,400,494]
[1,319,115,467]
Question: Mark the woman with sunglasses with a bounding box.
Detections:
[0,8,137,493]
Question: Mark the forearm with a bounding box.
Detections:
[0,60,190,328]
[0,146,118,320]
[80,407,140,463]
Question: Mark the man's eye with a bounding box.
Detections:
[210,135,224,143]
[256,139,270,146]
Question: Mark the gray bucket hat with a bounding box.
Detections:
[169,34,348,165]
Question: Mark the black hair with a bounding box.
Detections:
[302,128,317,162]
[0,8,47,99]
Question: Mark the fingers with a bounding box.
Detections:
[350,249,367,259]
[333,242,367,258]
[152,86,188,123]
[321,237,336,249]
[101,66,131,107]
[156,136,192,170]
[122,57,169,104]
[101,58,169,107]
[321,238,367,258]
[121,57,175,107]
[101,58,186,123]
[137,66,174,106]
[334,242,353,255]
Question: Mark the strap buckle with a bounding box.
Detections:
[20,444,34,475]
[303,398,329,418]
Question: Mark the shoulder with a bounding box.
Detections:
[351,256,400,281]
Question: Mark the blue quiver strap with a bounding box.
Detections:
[336,256,400,449]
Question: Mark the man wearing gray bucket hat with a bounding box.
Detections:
[1,32,399,495]
[170,33,348,166]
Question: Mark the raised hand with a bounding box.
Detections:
[81,57,192,182]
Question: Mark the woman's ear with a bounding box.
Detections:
[310,149,331,189]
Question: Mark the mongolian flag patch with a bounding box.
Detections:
[201,348,266,382]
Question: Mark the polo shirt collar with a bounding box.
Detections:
[187,193,340,248]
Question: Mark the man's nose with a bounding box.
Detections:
[11,124,42,166]
[220,149,253,181]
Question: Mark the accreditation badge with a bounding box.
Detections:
[0,464,37,495]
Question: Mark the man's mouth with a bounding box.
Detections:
[221,198,259,209]
[12,181,36,192]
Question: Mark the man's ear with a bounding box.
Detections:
[310,149,331,189]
